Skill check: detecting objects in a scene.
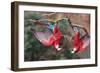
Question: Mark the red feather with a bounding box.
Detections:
[73,32,85,53]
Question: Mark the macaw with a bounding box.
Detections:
[41,24,62,51]
[71,26,90,53]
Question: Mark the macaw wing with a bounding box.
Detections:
[31,28,53,45]
[82,36,90,49]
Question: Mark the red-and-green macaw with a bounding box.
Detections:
[71,25,90,53]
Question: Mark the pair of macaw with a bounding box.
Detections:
[31,19,89,53]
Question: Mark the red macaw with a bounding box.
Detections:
[71,26,90,53]
[41,25,62,51]
[72,32,84,53]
